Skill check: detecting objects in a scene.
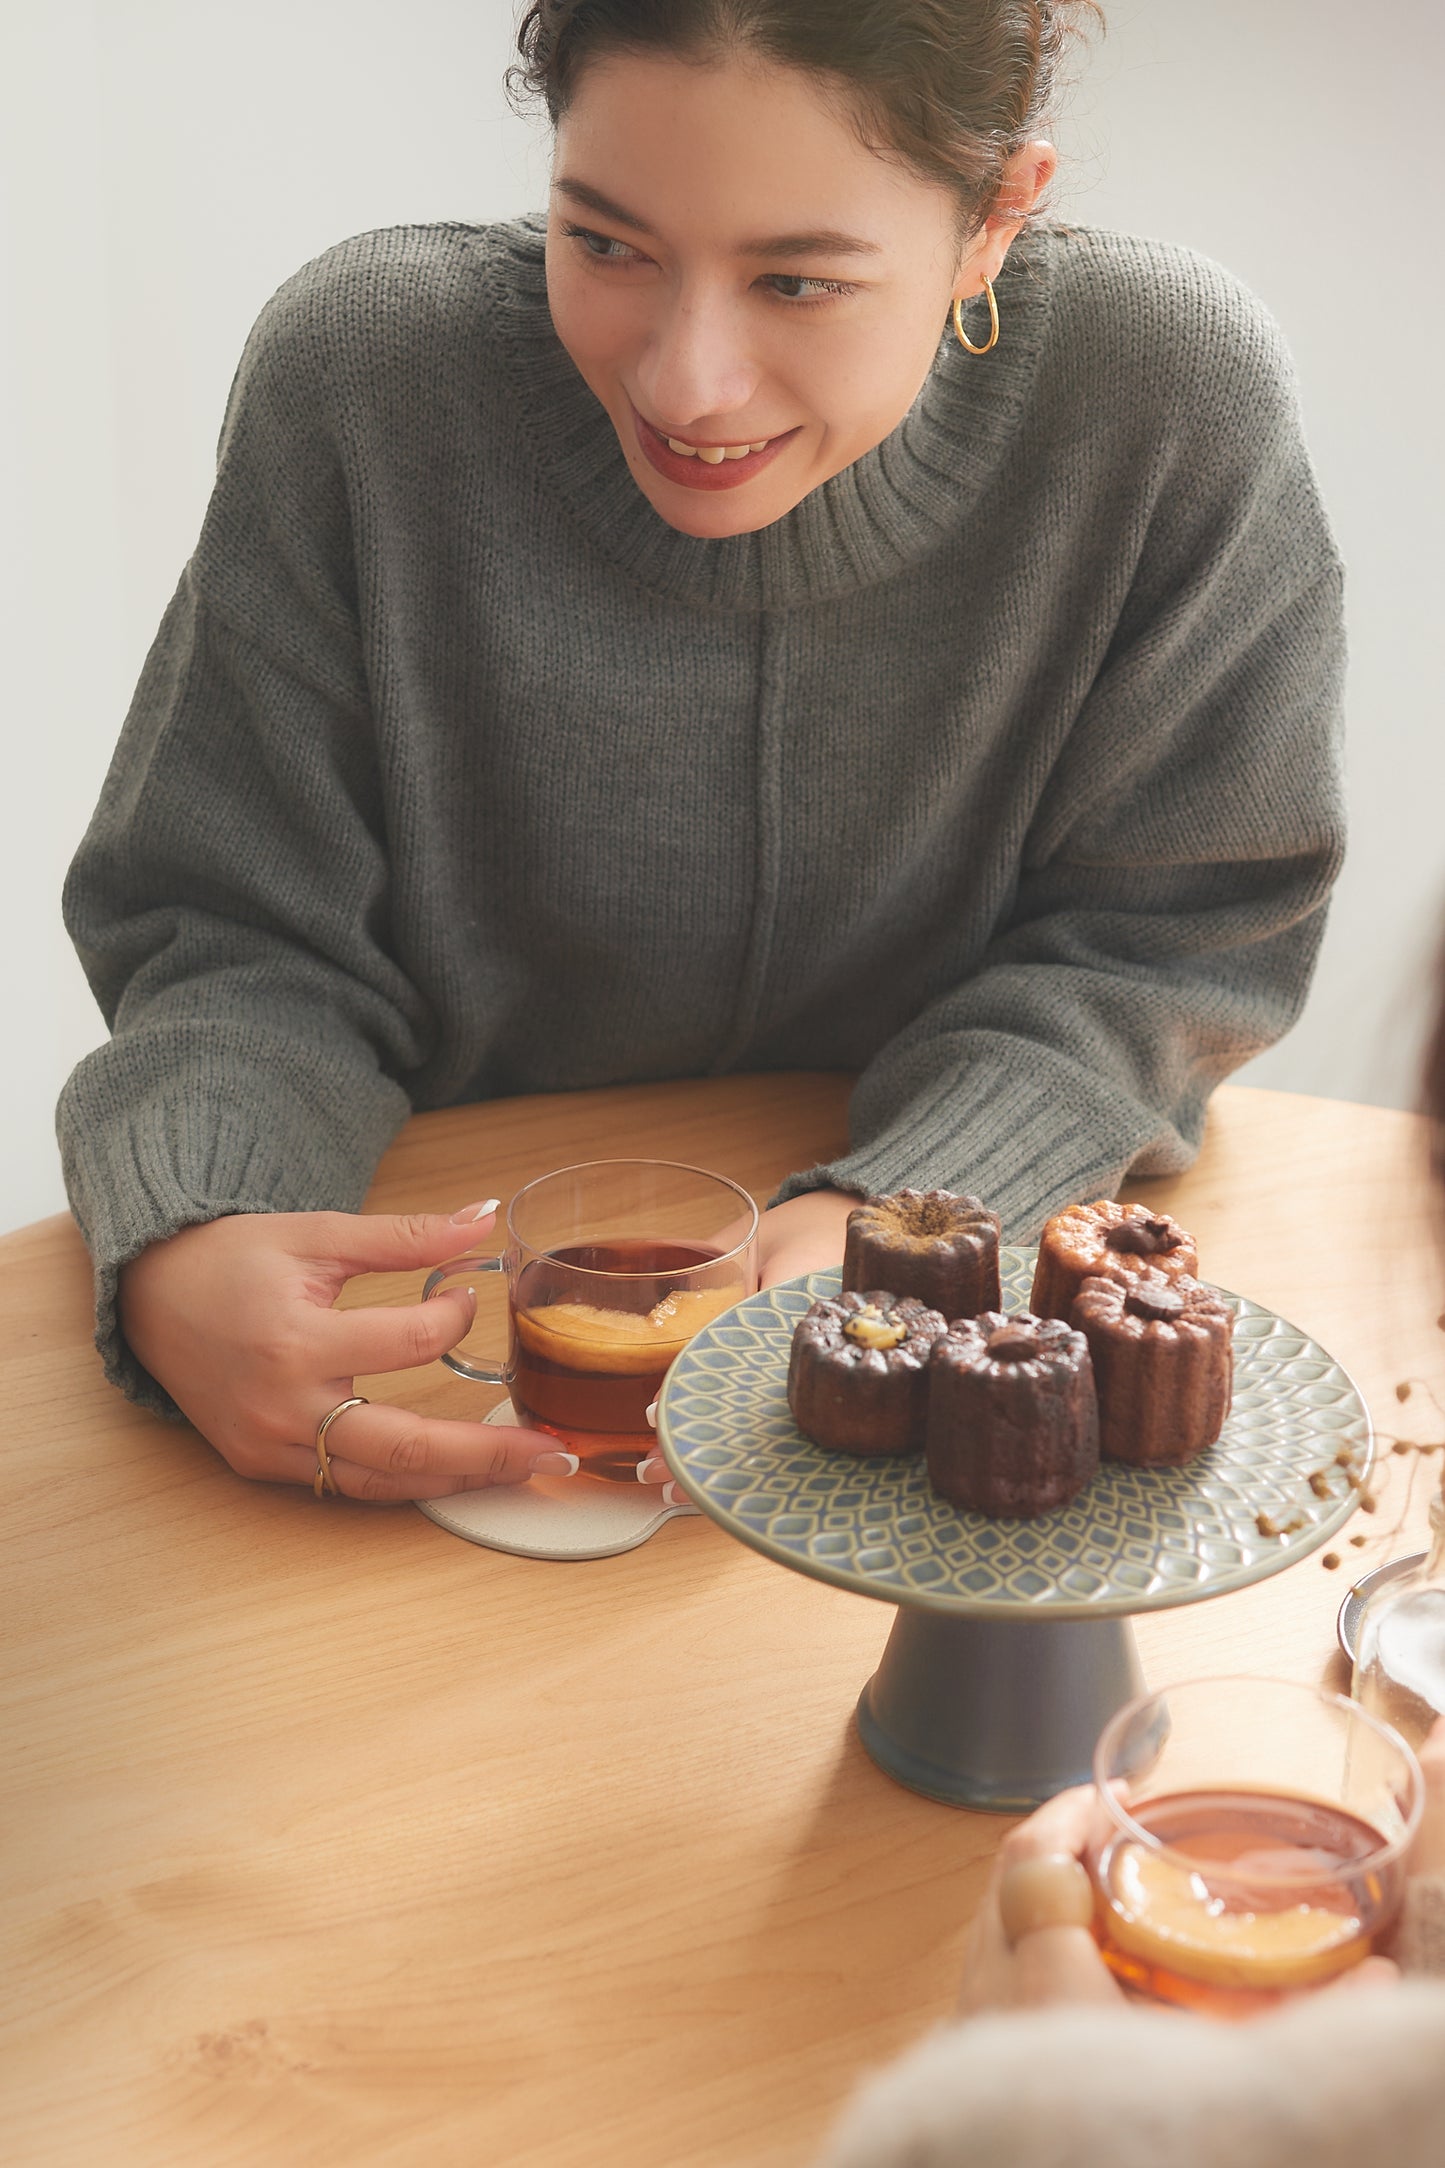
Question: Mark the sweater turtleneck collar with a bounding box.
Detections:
[479,214,1057,614]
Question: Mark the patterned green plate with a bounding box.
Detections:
[655,1251,1372,1619]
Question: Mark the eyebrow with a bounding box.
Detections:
[552,177,884,259]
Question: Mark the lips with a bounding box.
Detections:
[631,406,798,491]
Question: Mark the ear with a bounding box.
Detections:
[952,139,1059,299]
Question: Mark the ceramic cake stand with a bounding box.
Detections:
[655,1253,1372,1812]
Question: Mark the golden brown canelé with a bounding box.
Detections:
[1030,1200,1197,1323]
[1070,1269,1233,1468]
[843,1188,1002,1318]
[925,1312,1099,1517]
[788,1291,948,1456]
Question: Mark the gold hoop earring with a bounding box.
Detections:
[952,280,1000,357]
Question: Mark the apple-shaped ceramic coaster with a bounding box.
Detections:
[416,1398,699,1560]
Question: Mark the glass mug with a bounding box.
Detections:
[423,1159,759,1480]
[1088,1676,1423,2018]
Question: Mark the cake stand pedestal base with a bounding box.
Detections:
[856,1607,1147,1812]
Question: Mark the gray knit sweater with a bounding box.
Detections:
[60,216,1345,1408]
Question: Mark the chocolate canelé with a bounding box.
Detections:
[925,1311,1099,1518]
[843,1187,1001,1319]
[1070,1268,1233,1467]
[787,1290,947,1456]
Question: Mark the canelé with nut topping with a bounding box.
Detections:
[787,1290,948,1456]
[1030,1200,1197,1323]
[843,1188,1001,1318]
[1070,1268,1233,1467]
[925,1311,1099,1517]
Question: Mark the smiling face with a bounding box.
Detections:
[545,49,1049,539]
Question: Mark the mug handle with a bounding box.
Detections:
[422,1254,507,1383]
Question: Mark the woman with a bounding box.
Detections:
[59,0,1344,1499]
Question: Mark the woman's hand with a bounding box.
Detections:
[117,1203,573,1499]
[630,1188,860,1487]
[956,1787,1127,2016]
[757,1189,858,1288]
[959,1776,1408,2021]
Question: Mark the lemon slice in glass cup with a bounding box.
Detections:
[1089,1677,1422,2015]
[423,1159,759,1478]
[512,1287,741,1374]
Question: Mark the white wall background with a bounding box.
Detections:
[3,0,1443,1235]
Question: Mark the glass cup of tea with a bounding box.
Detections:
[423,1159,759,1480]
[1088,1676,1423,2018]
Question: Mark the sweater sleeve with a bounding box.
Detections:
[818,1872,1445,2167]
[58,274,424,1413]
[775,309,1346,1232]
[813,1983,1445,2168]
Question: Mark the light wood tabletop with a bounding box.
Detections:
[3,1076,1442,2168]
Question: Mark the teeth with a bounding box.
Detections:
[663,434,774,461]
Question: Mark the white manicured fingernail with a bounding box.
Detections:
[530,1450,580,1477]
[636,1454,667,1484]
[644,1400,658,1427]
[450,1198,500,1225]
[661,1481,685,1507]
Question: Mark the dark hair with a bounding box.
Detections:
[510,1,1104,233]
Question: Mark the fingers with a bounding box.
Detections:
[635,1414,690,1502]
[1010,1926,1126,2010]
[957,1787,1106,2019]
[322,1286,482,1375]
[295,1401,577,1501]
[313,1200,501,1275]
[636,1467,689,1506]
[1317,1954,1400,1998]
[996,1786,1101,1868]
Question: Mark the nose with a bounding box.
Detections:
[632,284,760,434]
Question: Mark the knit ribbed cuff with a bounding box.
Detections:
[771,1035,1206,1239]
[58,1046,409,1415]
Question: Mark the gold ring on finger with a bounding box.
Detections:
[314,1395,369,1498]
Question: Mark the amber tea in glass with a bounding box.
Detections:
[1089,1677,1422,2018]
[424,1160,758,1479]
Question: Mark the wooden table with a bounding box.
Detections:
[3,1077,1442,2167]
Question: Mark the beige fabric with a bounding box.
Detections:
[819,1985,1445,2168]
[819,1873,1445,2168]
[1397,1873,1445,1978]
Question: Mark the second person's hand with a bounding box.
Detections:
[956,1786,1127,2017]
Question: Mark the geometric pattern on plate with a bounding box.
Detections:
[656,1251,1373,1620]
